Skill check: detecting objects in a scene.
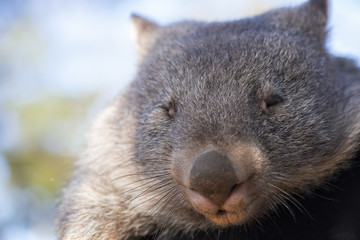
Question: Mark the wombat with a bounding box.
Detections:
[56,0,360,239]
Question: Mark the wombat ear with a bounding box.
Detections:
[279,0,328,43]
[309,0,328,18]
[301,0,328,42]
[130,14,160,60]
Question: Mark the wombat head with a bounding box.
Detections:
[113,0,359,233]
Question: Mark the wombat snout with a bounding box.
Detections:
[189,151,239,205]
[186,149,256,225]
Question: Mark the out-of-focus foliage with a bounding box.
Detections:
[5,94,97,194]
[0,92,97,239]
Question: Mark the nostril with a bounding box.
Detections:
[230,182,243,194]
[230,183,238,193]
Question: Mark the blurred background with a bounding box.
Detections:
[0,0,359,239]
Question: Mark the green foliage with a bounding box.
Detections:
[6,148,73,195]
[5,93,98,196]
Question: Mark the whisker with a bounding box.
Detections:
[267,182,311,218]
[112,171,171,182]
[116,173,172,188]
[127,187,178,235]
[116,177,167,197]
[268,190,296,221]
[128,178,173,203]
[126,187,175,231]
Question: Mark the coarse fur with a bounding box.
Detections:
[56,0,360,239]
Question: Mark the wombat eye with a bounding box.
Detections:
[261,94,284,111]
[162,100,176,118]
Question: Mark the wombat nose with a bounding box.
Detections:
[189,150,238,205]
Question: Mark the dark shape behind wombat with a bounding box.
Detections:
[56,0,360,239]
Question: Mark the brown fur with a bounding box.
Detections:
[56,0,360,239]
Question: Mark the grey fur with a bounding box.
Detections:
[56,1,360,239]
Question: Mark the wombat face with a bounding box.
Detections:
[126,0,353,229]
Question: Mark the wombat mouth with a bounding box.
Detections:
[186,179,254,226]
[207,208,249,226]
